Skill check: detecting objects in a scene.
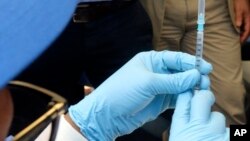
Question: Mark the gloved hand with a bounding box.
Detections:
[68,50,212,141]
[169,90,229,141]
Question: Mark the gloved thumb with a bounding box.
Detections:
[150,69,200,94]
[190,90,215,123]
[171,91,192,129]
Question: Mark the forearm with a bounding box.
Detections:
[64,114,81,133]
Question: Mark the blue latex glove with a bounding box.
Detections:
[68,50,212,141]
[170,90,229,141]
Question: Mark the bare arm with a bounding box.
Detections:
[234,0,250,43]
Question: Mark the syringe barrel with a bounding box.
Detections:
[194,31,204,90]
[195,0,205,90]
[195,31,204,70]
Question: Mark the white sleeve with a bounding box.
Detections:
[54,115,88,141]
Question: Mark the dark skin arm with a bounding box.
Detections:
[0,88,14,141]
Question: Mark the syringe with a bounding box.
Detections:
[194,0,205,90]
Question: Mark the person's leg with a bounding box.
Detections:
[182,0,246,125]
[156,1,187,140]
[157,0,186,51]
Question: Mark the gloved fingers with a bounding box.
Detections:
[128,95,177,125]
[208,112,227,133]
[156,51,212,74]
[130,95,170,124]
[190,90,215,124]
[171,91,192,128]
[151,69,200,94]
[199,75,210,90]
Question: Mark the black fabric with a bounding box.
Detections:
[75,0,136,23]
[81,0,152,87]
[242,41,250,60]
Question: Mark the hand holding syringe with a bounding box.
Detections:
[195,0,205,90]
